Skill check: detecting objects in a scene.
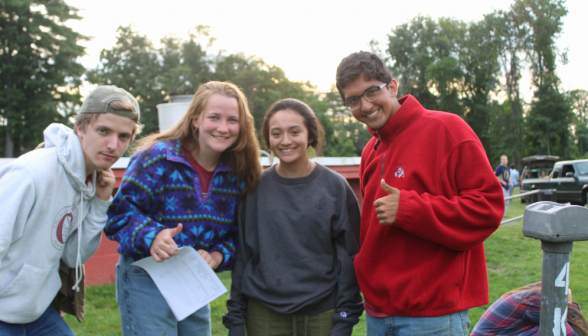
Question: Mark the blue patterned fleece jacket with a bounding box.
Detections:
[104,139,244,271]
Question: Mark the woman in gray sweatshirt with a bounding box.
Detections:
[223,98,363,336]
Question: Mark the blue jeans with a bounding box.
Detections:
[366,310,470,336]
[0,306,76,336]
[116,254,211,336]
[508,185,520,205]
[503,188,509,216]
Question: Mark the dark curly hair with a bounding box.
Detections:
[336,51,393,100]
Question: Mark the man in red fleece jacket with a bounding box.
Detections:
[335,51,504,335]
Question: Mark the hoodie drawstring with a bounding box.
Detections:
[72,191,83,292]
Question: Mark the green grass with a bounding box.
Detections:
[66,193,588,335]
[64,284,120,335]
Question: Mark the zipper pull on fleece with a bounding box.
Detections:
[374,132,381,150]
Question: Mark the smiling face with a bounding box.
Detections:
[76,113,136,176]
[268,109,311,167]
[340,77,400,131]
[193,94,241,157]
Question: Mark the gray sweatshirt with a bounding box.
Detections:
[223,164,363,336]
[0,124,108,324]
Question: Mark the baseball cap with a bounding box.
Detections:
[79,86,140,122]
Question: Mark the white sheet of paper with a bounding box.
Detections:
[132,247,227,321]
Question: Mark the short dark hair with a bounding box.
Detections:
[262,98,324,155]
[510,164,515,169]
[336,51,393,100]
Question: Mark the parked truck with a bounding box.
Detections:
[521,156,588,205]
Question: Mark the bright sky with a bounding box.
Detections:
[66,0,587,97]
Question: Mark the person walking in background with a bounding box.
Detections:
[509,163,520,204]
[495,154,512,217]
[335,51,504,336]
[0,86,140,336]
[104,82,262,336]
[471,283,587,335]
[223,98,363,336]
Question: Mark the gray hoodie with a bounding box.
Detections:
[0,123,109,324]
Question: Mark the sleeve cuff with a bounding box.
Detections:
[85,196,111,222]
[76,195,112,236]
[210,245,233,272]
[331,320,354,336]
[132,223,166,255]
[228,324,246,336]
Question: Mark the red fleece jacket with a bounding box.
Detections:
[355,95,504,317]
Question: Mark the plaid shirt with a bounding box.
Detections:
[472,283,579,335]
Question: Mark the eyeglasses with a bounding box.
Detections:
[344,83,388,111]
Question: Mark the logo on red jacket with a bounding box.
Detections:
[51,205,79,249]
[394,166,405,178]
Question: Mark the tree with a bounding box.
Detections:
[485,101,518,165]
[427,17,467,117]
[515,0,572,157]
[569,90,588,124]
[388,15,439,109]
[488,9,530,168]
[323,88,371,157]
[86,25,164,137]
[0,0,87,157]
[159,25,214,96]
[388,16,468,116]
[461,15,502,156]
[568,90,588,158]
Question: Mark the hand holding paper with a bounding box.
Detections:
[132,246,227,321]
[197,250,224,270]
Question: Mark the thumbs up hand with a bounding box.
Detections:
[150,223,184,262]
[373,179,401,226]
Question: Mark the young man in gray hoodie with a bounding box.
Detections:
[0,86,140,335]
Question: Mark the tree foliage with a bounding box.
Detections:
[0,0,87,157]
[515,0,572,158]
[4,0,584,163]
[86,26,163,136]
[386,0,577,167]
[489,8,529,166]
[568,90,588,158]
[88,25,368,157]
